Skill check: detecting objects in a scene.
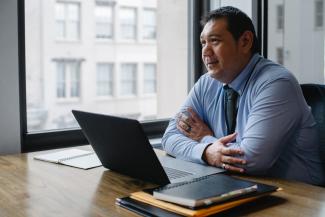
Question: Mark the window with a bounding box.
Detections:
[120,7,137,39]
[143,64,156,94]
[315,0,323,28]
[268,1,325,83]
[97,63,114,96]
[56,61,81,99]
[95,2,114,39]
[23,0,190,151]
[276,47,284,65]
[120,64,137,96]
[55,2,80,40]
[143,9,156,39]
[276,4,284,31]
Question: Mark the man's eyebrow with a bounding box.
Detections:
[200,33,222,39]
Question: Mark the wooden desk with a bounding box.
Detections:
[0,149,325,217]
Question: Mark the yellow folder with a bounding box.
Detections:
[130,191,274,217]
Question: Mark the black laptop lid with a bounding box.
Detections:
[72,110,170,185]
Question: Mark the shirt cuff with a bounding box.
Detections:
[200,135,217,144]
[191,142,212,164]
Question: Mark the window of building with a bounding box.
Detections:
[276,47,284,65]
[23,0,190,150]
[95,2,114,39]
[143,64,156,94]
[120,64,137,96]
[315,0,323,28]
[97,63,114,96]
[120,7,137,39]
[143,9,156,39]
[268,1,325,83]
[276,4,284,31]
[56,61,81,99]
[55,2,80,40]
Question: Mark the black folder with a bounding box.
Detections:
[116,196,182,217]
[116,177,278,217]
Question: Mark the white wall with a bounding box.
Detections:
[0,0,21,154]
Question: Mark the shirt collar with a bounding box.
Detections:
[227,53,261,95]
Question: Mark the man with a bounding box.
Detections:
[162,6,325,185]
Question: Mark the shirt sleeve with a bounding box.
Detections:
[227,77,302,174]
[161,76,217,164]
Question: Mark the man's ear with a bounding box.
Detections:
[239,31,254,54]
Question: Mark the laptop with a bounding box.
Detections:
[72,110,224,185]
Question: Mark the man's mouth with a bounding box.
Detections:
[207,61,218,67]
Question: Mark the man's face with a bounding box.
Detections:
[200,18,248,83]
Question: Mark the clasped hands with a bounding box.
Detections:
[176,108,246,173]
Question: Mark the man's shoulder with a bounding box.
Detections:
[253,58,296,84]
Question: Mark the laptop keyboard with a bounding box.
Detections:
[163,166,193,180]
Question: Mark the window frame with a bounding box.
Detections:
[95,2,114,39]
[96,63,114,97]
[55,60,81,100]
[19,0,264,152]
[55,1,81,41]
[119,6,137,40]
[142,8,157,40]
[120,63,138,96]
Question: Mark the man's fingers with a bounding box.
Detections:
[179,112,195,126]
[178,120,190,131]
[221,147,244,155]
[223,164,245,173]
[187,107,201,123]
[221,155,246,165]
[219,132,237,144]
[177,124,189,135]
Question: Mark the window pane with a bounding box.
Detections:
[315,0,324,28]
[120,64,137,95]
[69,63,80,97]
[276,5,284,30]
[268,1,325,84]
[120,7,137,39]
[56,61,80,99]
[55,2,80,40]
[95,4,114,38]
[143,9,156,39]
[144,64,156,94]
[56,62,66,98]
[25,0,189,132]
[55,3,65,20]
[210,0,253,17]
[97,63,113,96]
[67,4,79,21]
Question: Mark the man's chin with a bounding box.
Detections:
[208,71,221,80]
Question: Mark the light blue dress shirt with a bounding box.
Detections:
[162,54,325,185]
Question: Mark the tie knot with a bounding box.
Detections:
[224,85,238,99]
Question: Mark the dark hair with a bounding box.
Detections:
[201,6,259,54]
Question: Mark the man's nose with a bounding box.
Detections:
[202,44,213,56]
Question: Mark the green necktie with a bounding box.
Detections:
[224,85,238,134]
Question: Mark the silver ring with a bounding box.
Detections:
[187,126,192,132]
[221,163,226,170]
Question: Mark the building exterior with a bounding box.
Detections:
[267,0,324,83]
[25,0,188,131]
